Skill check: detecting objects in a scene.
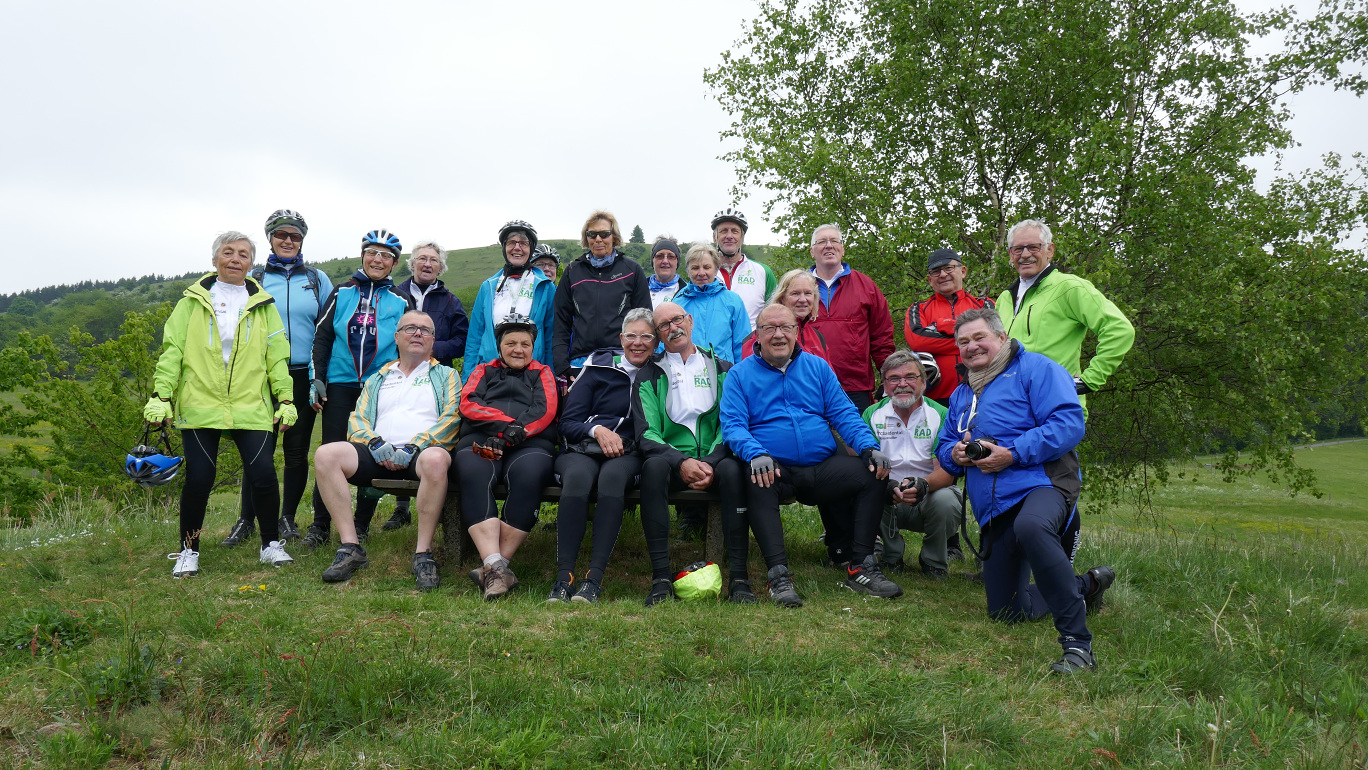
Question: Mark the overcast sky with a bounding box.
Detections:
[1,0,1361,294]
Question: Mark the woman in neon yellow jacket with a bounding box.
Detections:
[145,231,298,579]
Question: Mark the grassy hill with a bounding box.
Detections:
[1,442,1365,767]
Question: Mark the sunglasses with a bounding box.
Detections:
[272,231,303,243]
[586,230,614,241]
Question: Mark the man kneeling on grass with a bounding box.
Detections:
[938,308,1115,674]
[316,311,461,590]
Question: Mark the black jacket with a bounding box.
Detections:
[560,348,639,455]
[552,252,651,375]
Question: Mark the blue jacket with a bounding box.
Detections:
[462,268,555,381]
[935,343,1086,526]
[395,277,469,368]
[252,259,334,367]
[674,278,752,364]
[721,346,878,466]
[311,271,410,386]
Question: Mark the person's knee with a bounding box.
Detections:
[1013,513,1059,553]
[416,447,451,475]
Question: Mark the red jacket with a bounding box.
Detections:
[807,267,896,395]
[904,290,995,401]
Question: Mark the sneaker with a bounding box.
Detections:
[766,565,803,608]
[645,578,675,606]
[846,555,904,598]
[301,524,329,549]
[468,566,487,589]
[1083,566,1116,614]
[571,578,602,604]
[321,544,368,583]
[278,517,299,542]
[917,556,947,581]
[219,518,254,548]
[1050,646,1097,674]
[946,546,965,563]
[547,580,573,603]
[727,579,758,604]
[382,502,411,532]
[412,551,440,591]
[482,562,514,601]
[168,548,199,578]
[355,525,370,544]
[260,540,294,567]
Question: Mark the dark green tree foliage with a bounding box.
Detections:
[706,0,1368,502]
[630,225,646,244]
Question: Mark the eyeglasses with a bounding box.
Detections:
[1008,243,1045,256]
[362,248,395,260]
[814,238,842,247]
[621,332,657,344]
[757,323,798,335]
[655,314,688,332]
[412,256,441,265]
[928,264,962,277]
[505,238,530,248]
[586,230,614,241]
[884,374,923,385]
[272,231,303,243]
[398,325,435,338]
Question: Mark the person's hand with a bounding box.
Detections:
[680,458,713,488]
[951,432,972,466]
[143,397,172,426]
[749,454,780,489]
[973,441,1014,474]
[274,403,298,430]
[893,476,929,505]
[592,425,624,458]
[368,438,396,465]
[474,437,506,460]
[503,424,526,447]
[861,447,891,480]
[389,444,417,469]
[310,379,327,412]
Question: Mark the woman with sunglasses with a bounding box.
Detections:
[551,210,651,381]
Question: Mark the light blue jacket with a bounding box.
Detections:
[252,259,334,368]
[674,278,752,364]
[462,268,555,381]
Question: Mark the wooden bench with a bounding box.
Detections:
[369,479,724,570]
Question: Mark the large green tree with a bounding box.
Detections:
[707,0,1368,501]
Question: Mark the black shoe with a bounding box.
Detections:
[946,546,965,563]
[382,503,411,532]
[846,555,904,598]
[547,580,573,604]
[1050,646,1097,674]
[219,518,254,547]
[960,571,985,584]
[278,517,299,542]
[1083,566,1116,614]
[321,544,368,583]
[301,524,329,549]
[727,579,758,604]
[918,556,948,581]
[571,578,602,604]
[645,578,675,606]
[355,526,370,544]
[412,551,439,591]
[766,565,803,608]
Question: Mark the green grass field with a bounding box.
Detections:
[1,443,1365,768]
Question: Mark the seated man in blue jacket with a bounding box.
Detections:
[721,304,899,606]
[937,308,1115,674]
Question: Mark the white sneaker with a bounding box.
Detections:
[168,548,199,578]
[260,540,294,567]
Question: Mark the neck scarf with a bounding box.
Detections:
[588,250,618,269]
[649,274,679,293]
[267,254,301,273]
[967,339,1018,395]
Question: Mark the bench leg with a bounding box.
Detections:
[441,490,463,570]
[705,500,723,565]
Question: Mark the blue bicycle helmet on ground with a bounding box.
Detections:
[124,425,183,488]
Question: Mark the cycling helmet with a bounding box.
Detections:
[498,220,539,251]
[530,244,560,266]
[264,209,308,238]
[710,207,749,234]
[362,229,402,256]
[124,426,183,488]
[914,351,941,390]
[494,313,538,344]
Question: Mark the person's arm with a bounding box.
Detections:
[558,369,599,444]
[1071,282,1136,391]
[262,303,293,402]
[552,272,574,375]
[458,363,515,435]
[431,293,469,364]
[762,262,777,304]
[904,301,960,356]
[631,262,652,310]
[1010,359,1086,465]
[632,368,690,468]
[935,395,966,477]
[508,363,559,439]
[926,458,955,491]
[462,283,490,382]
[152,299,191,401]
[867,278,896,373]
[719,366,767,462]
[311,286,341,383]
[824,361,878,452]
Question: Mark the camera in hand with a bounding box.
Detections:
[963,438,995,461]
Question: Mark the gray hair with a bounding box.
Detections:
[881,348,926,379]
[211,231,256,265]
[954,307,1007,336]
[810,223,843,247]
[397,309,434,328]
[1006,219,1054,248]
[684,243,721,269]
[405,241,447,275]
[621,307,655,335]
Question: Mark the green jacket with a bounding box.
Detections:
[631,348,731,469]
[996,264,1135,406]
[347,358,463,450]
[153,275,292,431]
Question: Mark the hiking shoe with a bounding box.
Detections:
[1050,646,1097,674]
[766,565,803,608]
[382,502,411,531]
[1083,566,1116,614]
[321,544,368,583]
[301,524,329,549]
[355,525,370,544]
[168,548,199,578]
[278,517,299,542]
[468,566,487,589]
[219,518,254,547]
[260,540,294,567]
[946,546,965,563]
[571,578,602,604]
[547,580,573,604]
[482,562,515,601]
[918,556,947,581]
[412,551,440,591]
[728,579,758,604]
[846,555,904,598]
[645,578,675,606]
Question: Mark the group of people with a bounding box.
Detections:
[145,204,1136,673]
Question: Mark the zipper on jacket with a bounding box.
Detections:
[1026,306,1032,336]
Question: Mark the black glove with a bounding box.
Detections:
[484,437,508,455]
[861,447,891,473]
[502,423,526,447]
[899,476,930,504]
[1073,377,1093,395]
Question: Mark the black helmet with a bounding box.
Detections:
[494,313,538,344]
[498,220,539,251]
[710,207,749,234]
[530,244,560,266]
[124,426,183,488]
[264,209,308,238]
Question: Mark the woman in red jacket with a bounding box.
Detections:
[741,269,830,361]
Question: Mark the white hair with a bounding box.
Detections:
[211,231,256,265]
[810,223,843,247]
[405,240,448,275]
[1007,219,1054,247]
